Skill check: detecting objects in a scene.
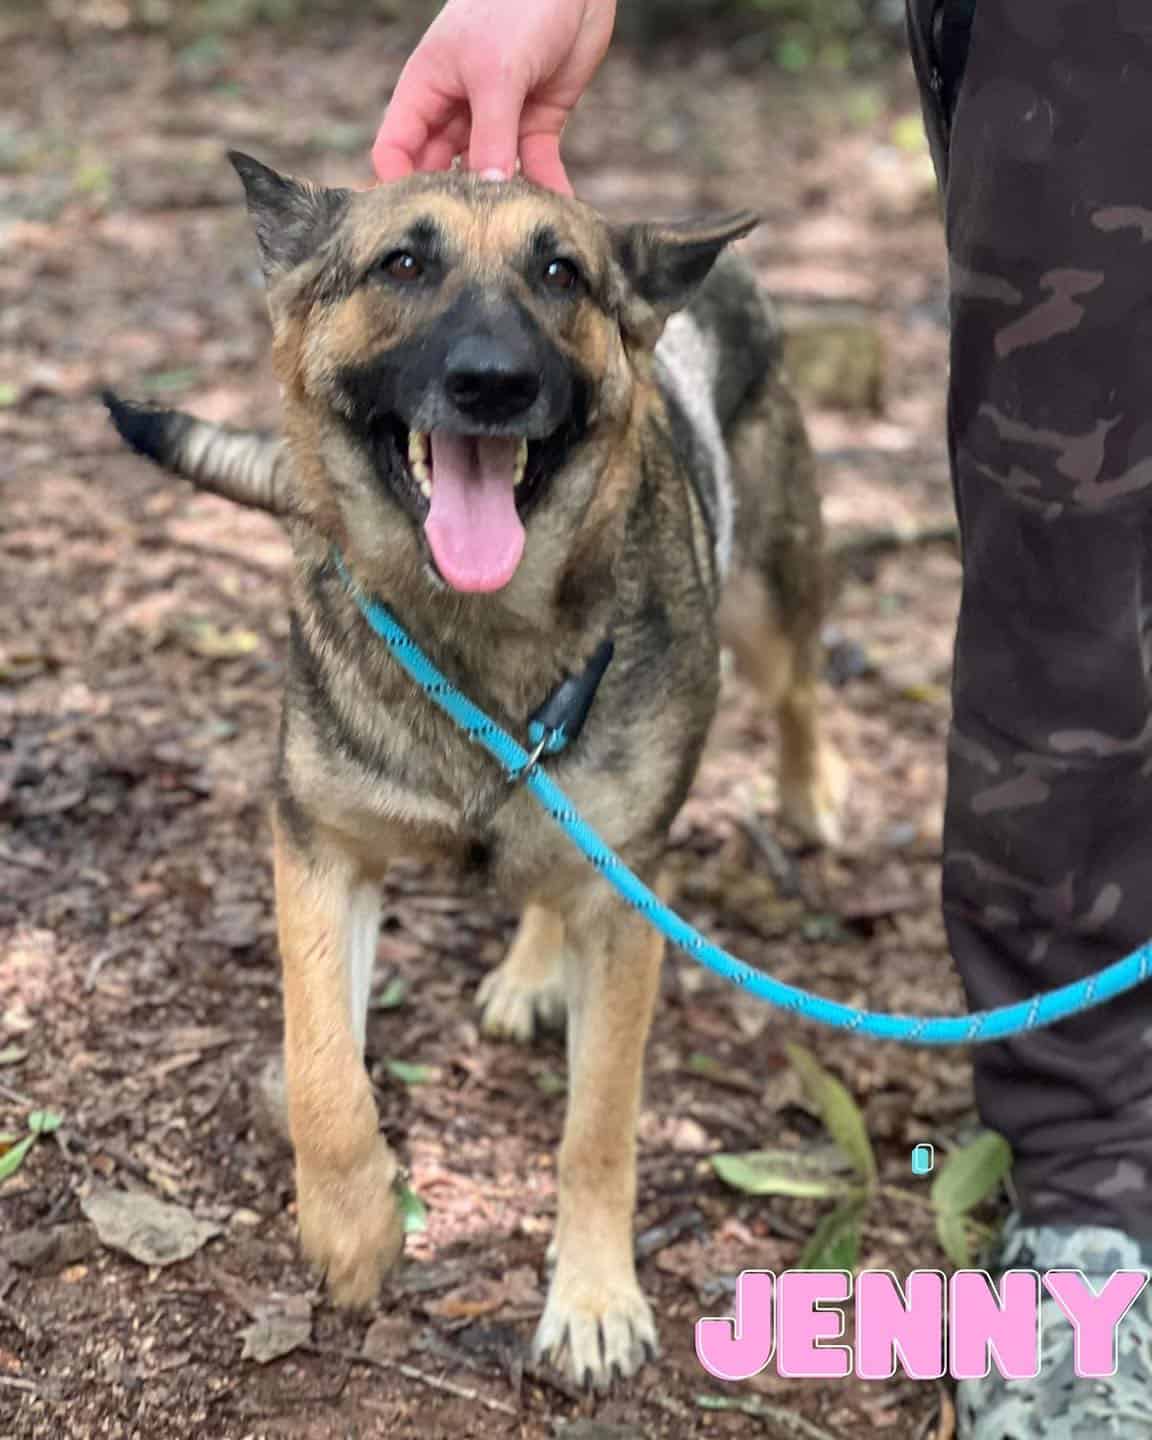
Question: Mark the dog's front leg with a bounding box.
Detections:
[273,821,404,1307]
[532,887,663,1389]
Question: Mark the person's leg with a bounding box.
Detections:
[908,1,1152,1431]
[932,0,1152,1243]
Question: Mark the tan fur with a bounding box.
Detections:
[273,820,405,1307]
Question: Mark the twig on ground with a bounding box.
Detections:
[85,939,135,990]
[734,815,803,899]
[696,1393,841,1440]
[635,1208,706,1260]
[308,1345,520,1418]
[0,844,54,873]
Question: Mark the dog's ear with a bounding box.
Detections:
[229,150,350,279]
[611,212,760,345]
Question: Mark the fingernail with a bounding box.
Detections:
[479,168,509,182]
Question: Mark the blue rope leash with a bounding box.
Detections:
[336,558,1152,1046]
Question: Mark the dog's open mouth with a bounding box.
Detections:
[375,420,575,594]
[409,430,527,593]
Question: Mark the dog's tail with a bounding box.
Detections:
[103,392,293,517]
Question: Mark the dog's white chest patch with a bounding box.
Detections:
[654,311,734,580]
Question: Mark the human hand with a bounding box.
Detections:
[372,0,616,195]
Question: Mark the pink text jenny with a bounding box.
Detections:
[695,1269,1148,1381]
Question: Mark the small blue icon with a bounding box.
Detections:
[911,1144,935,1176]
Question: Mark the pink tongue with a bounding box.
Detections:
[424,432,525,593]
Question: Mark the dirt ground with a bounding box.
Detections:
[2,12,978,1439]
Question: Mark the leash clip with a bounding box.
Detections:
[508,731,551,787]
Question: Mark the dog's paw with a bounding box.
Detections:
[296,1138,405,1309]
[780,742,848,849]
[476,959,566,1044]
[531,1268,659,1390]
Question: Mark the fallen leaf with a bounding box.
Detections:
[424,1283,508,1321]
[397,1184,428,1235]
[362,1312,411,1363]
[0,1135,35,1183]
[239,1293,313,1364]
[787,1044,878,1185]
[711,1146,859,1200]
[798,1194,868,1270]
[421,1266,541,1322]
[2,1222,95,1271]
[385,1060,439,1086]
[175,621,261,660]
[371,977,408,1011]
[81,1185,221,1266]
[0,1047,28,1067]
[687,1053,764,1095]
[931,1132,1012,1217]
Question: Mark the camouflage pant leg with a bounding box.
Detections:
[908,0,1152,1234]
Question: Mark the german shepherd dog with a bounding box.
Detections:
[105,153,844,1389]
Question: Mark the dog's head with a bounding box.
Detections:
[232,153,756,601]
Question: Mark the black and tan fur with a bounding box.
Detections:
[106,153,844,1390]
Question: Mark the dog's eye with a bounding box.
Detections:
[381,251,424,283]
[542,258,581,293]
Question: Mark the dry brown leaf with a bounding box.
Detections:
[81,1185,221,1266]
[423,1266,541,1321]
[239,1293,312,1364]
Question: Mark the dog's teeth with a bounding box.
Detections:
[411,456,432,498]
[513,439,528,487]
[408,430,429,465]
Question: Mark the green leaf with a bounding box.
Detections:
[0,1046,28,1066]
[141,368,201,395]
[384,1060,436,1086]
[0,1133,36,1182]
[799,1194,868,1271]
[711,1147,858,1200]
[786,1044,877,1186]
[27,1110,62,1135]
[0,383,21,408]
[891,112,929,154]
[931,1132,1012,1217]
[936,1208,972,1267]
[397,1184,428,1235]
[371,977,408,1011]
[687,1053,763,1094]
[776,36,812,72]
[535,1069,567,1097]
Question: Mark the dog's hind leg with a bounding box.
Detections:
[273,820,404,1307]
[720,379,846,848]
[532,886,662,1388]
[476,902,567,1044]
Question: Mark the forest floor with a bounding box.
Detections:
[1,12,976,1439]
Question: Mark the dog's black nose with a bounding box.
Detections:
[444,337,541,423]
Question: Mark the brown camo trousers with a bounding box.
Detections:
[906,0,1152,1233]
